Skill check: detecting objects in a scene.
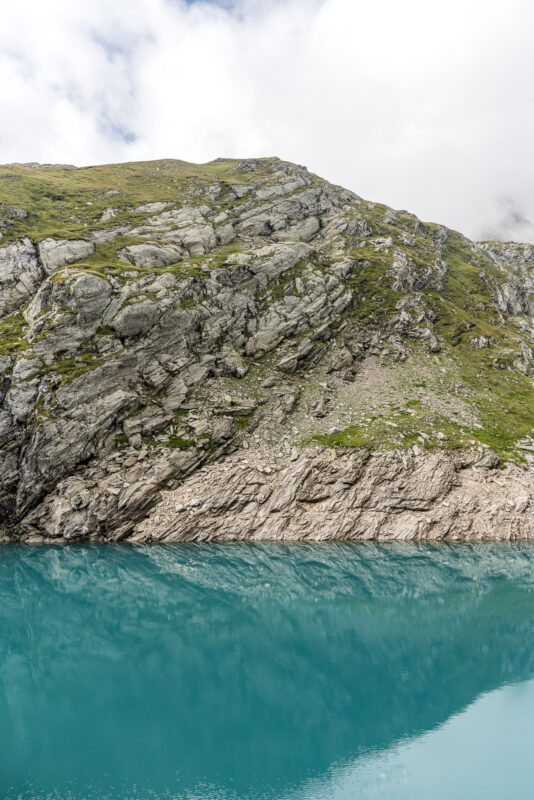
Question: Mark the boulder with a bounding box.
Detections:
[118,243,184,269]
[38,238,95,274]
[111,300,160,338]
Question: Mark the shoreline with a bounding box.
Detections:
[4,447,534,544]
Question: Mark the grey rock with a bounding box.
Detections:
[0,238,42,318]
[216,223,236,245]
[91,225,132,244]
[4,378,39,423]
[100,208,116,222]
[180,224,217,256]
[118,243,184,269]
[127,448,534,543]
[111,300,161,338]
[134,201,169,213]
[273,215,320,242]
[38,238,95,275]
[70,273,112,323]
[219,347,248,378]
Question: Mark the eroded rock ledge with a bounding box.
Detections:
[8,446,534,543]
[132,449,534,542]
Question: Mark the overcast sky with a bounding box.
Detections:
[1,0,533,241]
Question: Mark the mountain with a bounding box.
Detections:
[0,157,533,542]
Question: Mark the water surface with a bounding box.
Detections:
[2,542,534,798]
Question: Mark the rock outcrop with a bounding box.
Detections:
[132,448,534,542]
[19,446,534,543]
[38,238,95,275]
[0,238,42,318]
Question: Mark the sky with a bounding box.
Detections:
[1,0,533,242]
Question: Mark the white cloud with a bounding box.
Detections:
[0,0,533,240]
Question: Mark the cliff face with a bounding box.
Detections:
[1,157,534,542]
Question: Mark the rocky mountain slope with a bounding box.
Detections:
[1,157,534,541]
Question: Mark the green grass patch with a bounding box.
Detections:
[235,414,253,429]
[0,158,264,245]
[0,311,29,357]
[346,249,399,324]
[308,411,475,453]
[39,353,102,387]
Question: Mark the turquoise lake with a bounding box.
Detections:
[2,542,534,799]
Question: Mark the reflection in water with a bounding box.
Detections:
[293,678,534,800]
[1,543,534,799]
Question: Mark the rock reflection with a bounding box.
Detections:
[1,542,534,799]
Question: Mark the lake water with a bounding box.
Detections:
[2,542,534,799]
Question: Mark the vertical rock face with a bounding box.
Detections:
[0,156,534,542]
[481,242,534,317]
[0,238,42,319]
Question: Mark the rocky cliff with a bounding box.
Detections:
[1,157,534,541]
